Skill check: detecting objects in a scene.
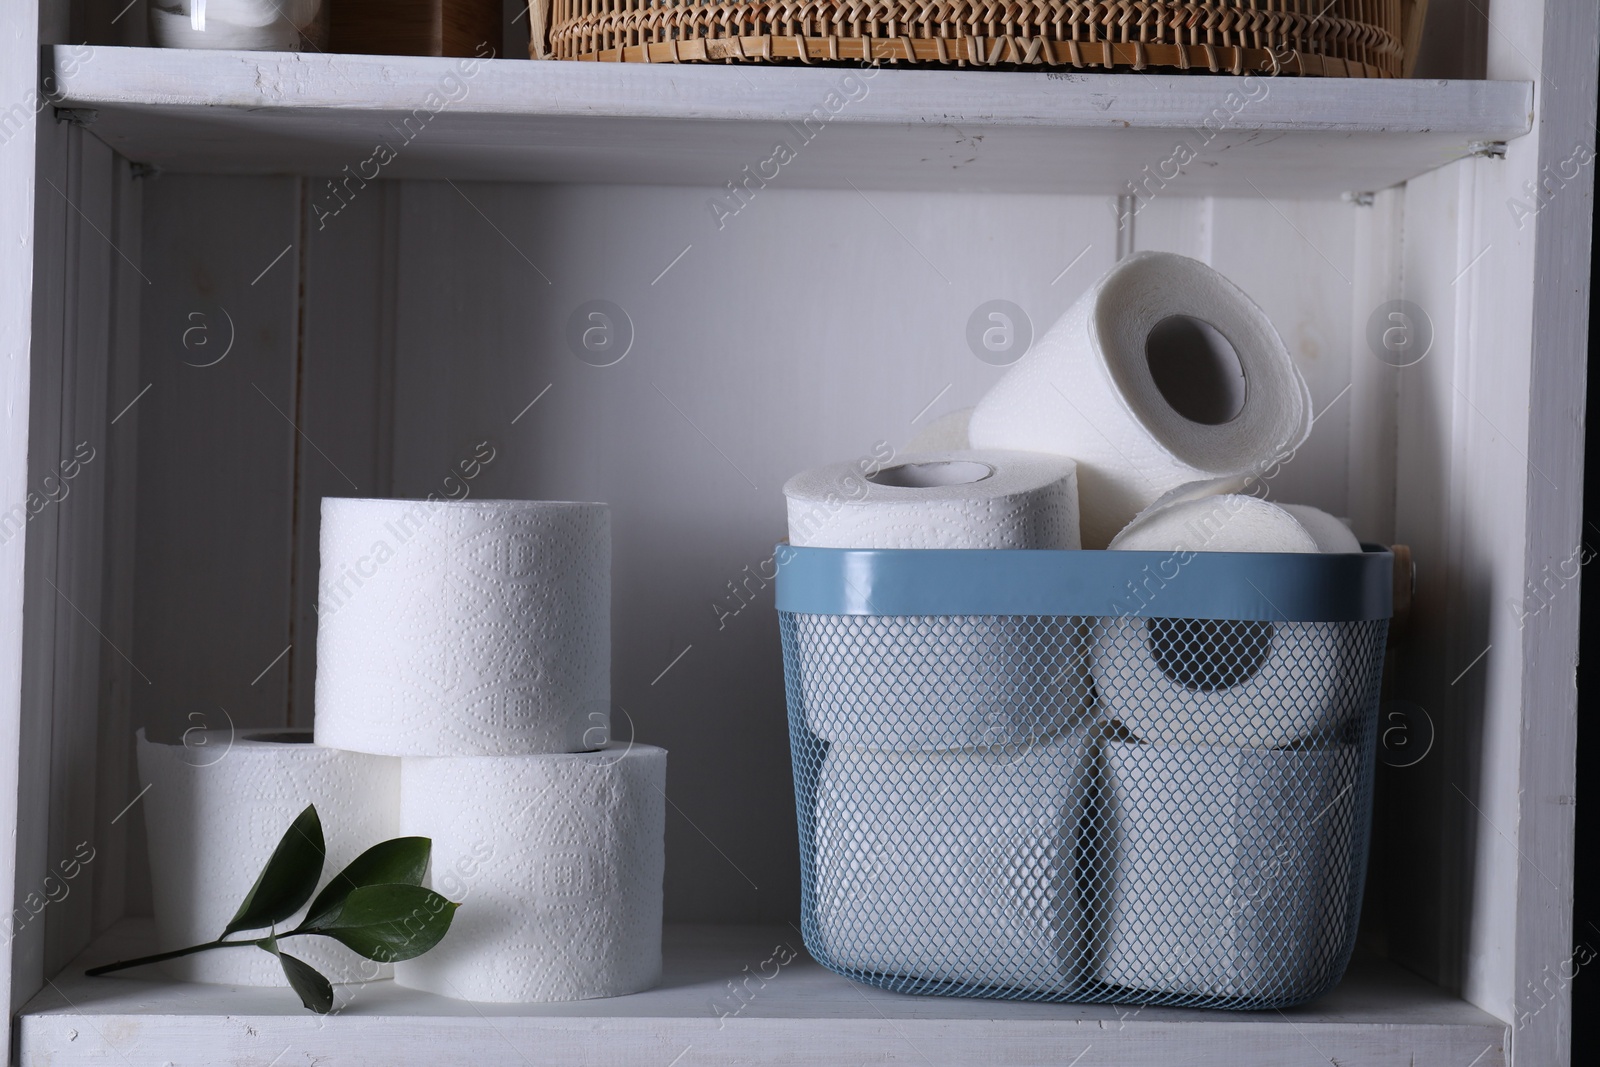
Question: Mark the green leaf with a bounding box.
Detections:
[299,883,460,963]
[301,837,431,930]
[222,805,326,937]
[272,946,335,1014]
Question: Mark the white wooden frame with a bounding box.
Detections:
[0,0,45,1041]
[2,0,1594,1062]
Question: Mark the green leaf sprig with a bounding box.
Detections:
[86,805,460,1013]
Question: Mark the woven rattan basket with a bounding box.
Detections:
[532,0,1425,76]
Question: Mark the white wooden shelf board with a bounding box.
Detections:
[48,47,1532,195]
[22,920,1507,1066]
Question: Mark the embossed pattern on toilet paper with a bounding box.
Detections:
[315,499,609,757]
[1279,504,1361,554]
[1109,494,1319,554]
[396,745,666,1003]
[136,729,399,986]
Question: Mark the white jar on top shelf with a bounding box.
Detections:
[148,0,327,50]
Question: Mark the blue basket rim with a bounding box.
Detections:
[773,544,1393,622]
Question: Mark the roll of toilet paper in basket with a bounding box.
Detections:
[1089,739,1360,1003]
[1092,495,1364,748]
[1279,504,1361,553]
[315,497,610,757]
[396,744,666,1002]
[968,252,1311,549]
[136,728,398,986]
[784,450,1088,749]
[811,731,1092,994]
[784,449,1080,550]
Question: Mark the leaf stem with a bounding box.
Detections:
[85,936,269,977]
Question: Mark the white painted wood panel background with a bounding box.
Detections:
[128,176,302,751]
[92,152,146,930]
[9,115,146,1011]
[291,182,401,725]
[42,125,113,983]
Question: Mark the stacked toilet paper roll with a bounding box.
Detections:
[1279,504,1361,554]
[1109,493,1320,554]
[396,745,666,1002]
[1094,495,1362,748]
[136,728,398,986]
[315,498,611,757]
[969,252,1312,548]
[785,452,1092,985]
[1091,739,1358,1000]
[784,449,1081,550]
[785,450,1088,748]
[789,613,1091,749]
[1085,496,1365,1000]
[813,731,1092,992]
[308,496,665,1002]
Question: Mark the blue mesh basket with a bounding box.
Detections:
[776,544,1392,1010]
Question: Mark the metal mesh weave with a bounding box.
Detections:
[782,612,1387,1009]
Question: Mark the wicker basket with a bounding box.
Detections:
[532,0,1426,76]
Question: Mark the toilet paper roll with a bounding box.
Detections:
[1279,504,1361,554]
[1096,494,1355,747]
[1091,740,1359,1002]
[792,613,1091,750]
[969,252,1311,548]
[785,450,1085,747]
[812,733,1091,993]
[904,408,973,453]
[784,449,1080,549]
[136,728,399,986]
[395,744,666,1002]
[1108,494,1320,553]
[315,498,610,757]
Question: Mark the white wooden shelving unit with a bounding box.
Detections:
[1,2,1593,1065]
[41,47,1531,193]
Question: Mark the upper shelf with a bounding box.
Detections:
[48,47,1532,195]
